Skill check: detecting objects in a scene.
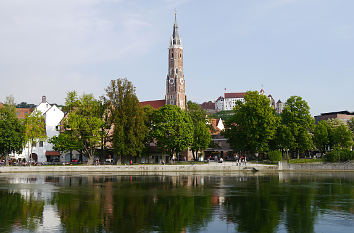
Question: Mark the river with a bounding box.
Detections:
[0,172,352,233]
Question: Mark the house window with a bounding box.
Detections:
[39,141,44,147]
[56,125,60,131]
[32,142,37,147]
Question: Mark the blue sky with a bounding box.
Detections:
[0,0,353,115]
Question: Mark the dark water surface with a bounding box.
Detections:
[0,172,352,233]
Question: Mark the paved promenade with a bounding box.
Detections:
[0,162,276,173]
[1,161,353,173]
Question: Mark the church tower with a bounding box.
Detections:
[165,12,186,110]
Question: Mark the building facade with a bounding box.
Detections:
[314,111,354,124]
[165,13,186,110]
[12,96,64,163]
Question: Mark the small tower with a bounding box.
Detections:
[276,100,283,114]
[165,12,186,110]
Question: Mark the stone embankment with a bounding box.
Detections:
[278,161,354,171]
[0,162,276,173]
[0,161,353,173]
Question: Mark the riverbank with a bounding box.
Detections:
[0,162,276,173]
[0,161,353,173]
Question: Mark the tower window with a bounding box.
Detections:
[180,53,181,58]
[171,53,174,58]
[176,68,178,74]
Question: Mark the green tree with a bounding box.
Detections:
[270,122,295,159]
[104,78,147,163]
[281,96,314,158]
[327,119,352,150]
[24,110,46,163]
[62,91,104,164]
[48,132,83,162]
[347,118,354,136]
[223,91,278,156]
[187,101,211,161]
[0,98,26,165]
[313,120,330,154]
[151,105,193,160]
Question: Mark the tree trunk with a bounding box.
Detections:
[87,156,94,165]
[297,150,300,159]
[5,152,9,166]
[117,155,122,165]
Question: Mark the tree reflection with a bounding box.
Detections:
[0,173,352,233]
[0,191,44,232]
[52,175,213,233]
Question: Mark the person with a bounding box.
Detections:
[219,157,223,163]
[130,160,133,165]
[235,155,239,166]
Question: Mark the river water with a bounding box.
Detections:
[0,172,352,233]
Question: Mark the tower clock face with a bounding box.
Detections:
[169,78,175,85]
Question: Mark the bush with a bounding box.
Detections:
[325,149,354,162]
[268,151,283,162]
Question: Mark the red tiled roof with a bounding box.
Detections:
[200,101,215,110]
[224,93,245,99]
[45,151,60,156]
[140,99,165,109]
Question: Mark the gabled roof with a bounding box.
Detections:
[216,96,224,102]
[224,92,245,99]
[140,99,166,109]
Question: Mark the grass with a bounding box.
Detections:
[288,158,325,164]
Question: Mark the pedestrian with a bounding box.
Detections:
[235,155,239,166]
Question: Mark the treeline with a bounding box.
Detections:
[223,91,354,161]
[47,79,211,164]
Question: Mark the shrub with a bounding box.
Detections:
[325,149,354,162]
[268,150,283,162]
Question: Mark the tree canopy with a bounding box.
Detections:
[104,78,147,163]
[0,100,26,165]
[151,105,193,158]
[281,96,314,157]
[187,101,211,160]
[223,91,278,155]
[60,91,104,164]
[24,110,46,162]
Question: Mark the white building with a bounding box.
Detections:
[215,93,246,111]
[13,96,64,163]
[215,90,283,113]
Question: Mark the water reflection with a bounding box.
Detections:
[0,173,352,233]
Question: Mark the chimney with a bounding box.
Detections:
[42,96,46,103]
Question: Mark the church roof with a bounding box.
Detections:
[140,99,166,109]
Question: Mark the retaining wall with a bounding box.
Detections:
[0,163,277,173]
[278,161,354,171]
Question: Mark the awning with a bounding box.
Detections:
[45,151,60,156]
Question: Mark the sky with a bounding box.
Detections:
[0,0,353,116]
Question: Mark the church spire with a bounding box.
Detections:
[170,10,182,48]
